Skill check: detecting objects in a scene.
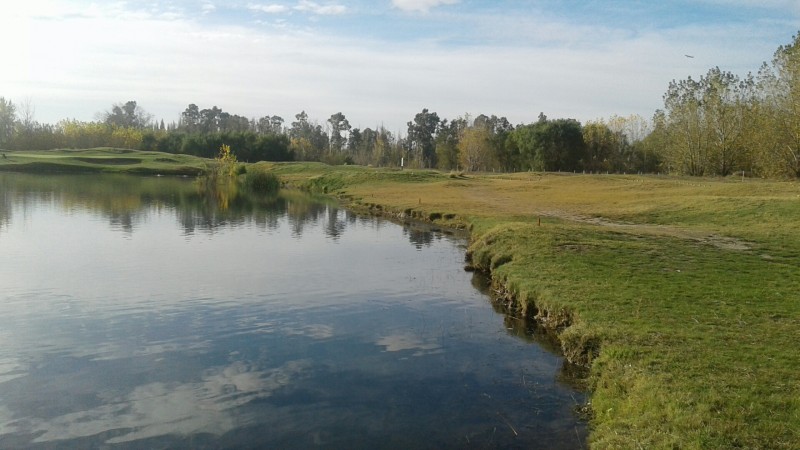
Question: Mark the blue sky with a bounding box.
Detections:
[1,0,798,133]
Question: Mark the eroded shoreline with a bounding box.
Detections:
[341,195,600,369]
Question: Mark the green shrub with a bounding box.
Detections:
[244,170,280,194]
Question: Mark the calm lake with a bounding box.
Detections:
[0,173,587,449]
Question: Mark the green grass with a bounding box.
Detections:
[468,221,799,448]
[243,166,281,194]
[263,162,800,449]
[0,148,207,175]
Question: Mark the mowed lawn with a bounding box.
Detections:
[268,162,800,449]
[0,148,206,175]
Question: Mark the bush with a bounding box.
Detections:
[244,170,280,194]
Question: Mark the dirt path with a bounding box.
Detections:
[459,183,754,252]
[537,209,753,251]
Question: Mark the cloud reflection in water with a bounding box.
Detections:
[23,359,312,445]
[377,333,443,357]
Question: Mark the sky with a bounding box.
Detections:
[1,0,799,133]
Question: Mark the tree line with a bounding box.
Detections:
[0,99,663,174]
[3,32,800,178]
[648,34,800,178]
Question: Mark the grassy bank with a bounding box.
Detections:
[0,148,206,175]
[266,162,800,449]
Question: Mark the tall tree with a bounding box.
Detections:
[199,106,223,133]
[374,126,395,166]
[0,97,16,148]
[219,113,250,133]
[16,98,36,134]
[348,127,362,153]
[327,112,351,152]
[661,68,753,176]
[407,108,440,168]
[582,121,617,173]
[662,76,708,175]
[103,100,152,129]
[290,111,311,139]
[622,110,666,174]
[511,117,585,172]
[256,116,272,135]
[458,125,495,172]
[269,115,284,134]
[757,33,800,177]
[475,114,515,171]
[702,67,753,176]
[181,104,200,132]
[290,111,328,160]
[435,117,467,170]
[607,114,652,145]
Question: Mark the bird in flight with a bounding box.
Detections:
[685,54,695,58]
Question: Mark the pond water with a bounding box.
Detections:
[0,173,587,449]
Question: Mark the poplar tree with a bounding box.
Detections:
[758,33,800,177]
[0,97,17,148]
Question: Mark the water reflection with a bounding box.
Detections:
[0,173,348,240]
[0,173,449,248]
[0,173,587,449]
[25,359,313,445]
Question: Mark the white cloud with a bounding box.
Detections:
[202,2,217,14]
[391,0,459,13]
[249,3,290,14]
[294,0,346,15]
[1,0,794,132]
[1,0,81,20]
[701,0,800,13]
